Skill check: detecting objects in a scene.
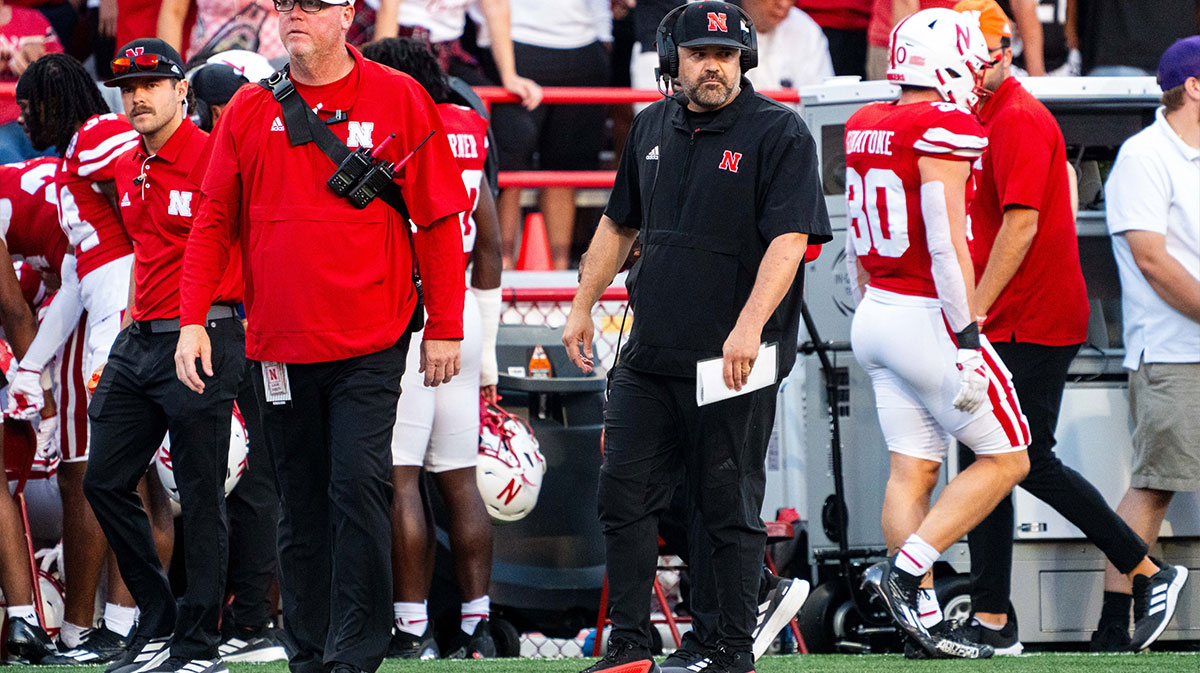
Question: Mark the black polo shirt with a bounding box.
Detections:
[606,78,832,378]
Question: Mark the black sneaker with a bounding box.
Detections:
[386,624,439,660]
[903,620,996,659]
[444,619,497,659]
[957,618,1022,656]
[750,577,809,659]
[698,648,755,673]
[106,634,172,673]
[43,623,130,664]
[1090,621,1132,653]
[141,655,228,673]
[4,616,58,663]
[1131,563,1189,651]
[660,635,713,670]
[217,630,288,663]
[579,636,659,673]
[861,560,934,653]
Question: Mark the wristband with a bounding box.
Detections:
[954,322,980,350]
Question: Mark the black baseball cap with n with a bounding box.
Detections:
[105,38,186,87]
[671,1,752,51]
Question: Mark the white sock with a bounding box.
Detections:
[6,605,38,625]
[104,603,138,638]
[60,621,89,649]
[393,601,427,637]
[975,617,1005,631]
[917,589,943,628]
[461,595,490,635]
[894,534,940,577]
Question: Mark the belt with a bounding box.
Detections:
[138,305,238,334]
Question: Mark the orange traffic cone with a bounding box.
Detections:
[516,213,553,271]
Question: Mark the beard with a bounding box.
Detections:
[682,72,737,110]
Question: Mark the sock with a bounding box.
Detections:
[917,589,942,628]
[104,603,138,638]
[1099,591,1133,630]
[975,617,1005,631]
[60,621,89,649]
[461,595,490,635]
[6,605,38,625]
[894,534,939,577]
[393,601,427,637]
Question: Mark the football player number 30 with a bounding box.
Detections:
[845,166,910,258]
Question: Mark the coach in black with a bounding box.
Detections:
[85,39,247,673]
[564,4,830,673]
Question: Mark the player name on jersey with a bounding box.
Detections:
[845,129,896,156]
[447,133,480,159]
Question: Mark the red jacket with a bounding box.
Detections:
[181,46,470,363]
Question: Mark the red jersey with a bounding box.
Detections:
[182,46,471,363]
[437,102,488,262]
[845,101,987,298]
[0,7,62,123]
[115,119,242,321]
[58,114,138,279]
[971,78,1088,346]
[794,1,871,32]
[0,158,68,276]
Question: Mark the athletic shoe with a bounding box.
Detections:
[665,648,753,673]
[750,577,810,659]
[903,620,997,659]
[957,618,1023,656]
[578,636,659,673]
[43,623,130,664]
[106,634,172,673]
[660,636,713,670]
[140,655,228,673]
[4,616,58,664]
[861,561,931,649]
[1131,563,1189,651]
[1090,621,1132,653]
[444,619,497,659]
[386,624,439,660]
[217,630,288,663]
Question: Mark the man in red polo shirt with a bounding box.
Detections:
[174,2,469,672]
[952,0,1178,655]
[84,38,247,673]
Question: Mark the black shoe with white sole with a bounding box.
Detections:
[140,655,229,673]
[43,624,130,665]
[958,618,1021,656]
[1131,563,1188,651]
[903,620,996,660]
[106,634,172,673]
[660,636,713,671]
[386,625,439,660]
[217,630,288,663]
[750,577,809,659]
[4,616,58,664]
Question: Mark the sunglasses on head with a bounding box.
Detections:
[273,0,334,13]
[111,54,163,75]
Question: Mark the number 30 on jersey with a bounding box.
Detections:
[845,166,910,258]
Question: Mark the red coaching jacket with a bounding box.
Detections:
[181,46,471,363]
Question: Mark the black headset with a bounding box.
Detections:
[655,2,758,83]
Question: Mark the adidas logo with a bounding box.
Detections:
[646,145,659,161]
[120,193,130,207]
[270,117,285,132]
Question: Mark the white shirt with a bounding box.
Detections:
[1106,107,1200,368]
[364,0,474,43]
[745,8,834,92]
[488,0,611,50]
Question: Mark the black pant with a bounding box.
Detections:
[86,318,246,658]
[224,380,279,634]
[821,27,868,78]
[600,365,777,653]
[253,337,409,673]
[960,341,1148,614]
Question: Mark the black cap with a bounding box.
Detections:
[105,38,186,87]
[191,64,248,107]
[672,1,751,51]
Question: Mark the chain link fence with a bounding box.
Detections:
[500,287,631,373]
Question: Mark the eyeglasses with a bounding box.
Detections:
[111,54,162,75]
[273,0,333,13]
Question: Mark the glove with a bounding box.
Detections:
[35,413,59,462]
[953,349,989,414]
[7,366,45,421]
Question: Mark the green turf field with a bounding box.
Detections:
[13,654,1200,673]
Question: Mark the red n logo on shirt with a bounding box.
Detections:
[707,12,728,32]
[718,150,743,173]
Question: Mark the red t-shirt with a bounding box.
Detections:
[58,114,138,279]
[115,119,242,321]
[971,77,1088,346]
[437,102,488,263]
[0,7,62,123]
[181,46,471,363]
[795,1,872,32]
[0,157,68,276]
[867,0,958,48]
[845,100,987,298]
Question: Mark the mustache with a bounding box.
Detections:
[130,105,154,116]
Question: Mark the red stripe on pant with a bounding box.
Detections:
[979,346,1031,446]
[58,315,89,461]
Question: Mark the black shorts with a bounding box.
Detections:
[491,41,610,172]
